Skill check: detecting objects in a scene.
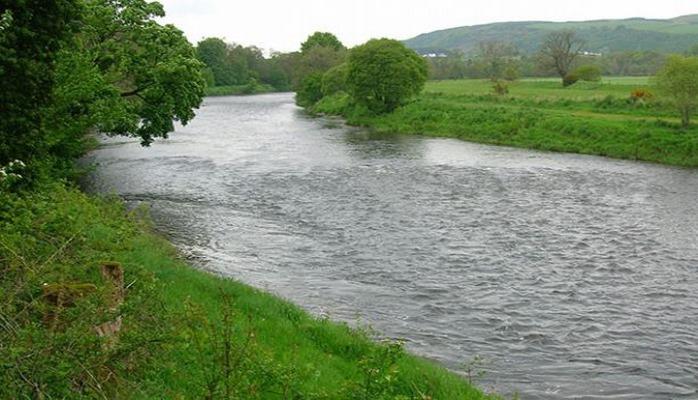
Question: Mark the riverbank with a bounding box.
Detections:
[0,183,495,399]
[205,83,280,97]
[310,78,698,167]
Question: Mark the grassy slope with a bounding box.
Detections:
[312,78,698,167]
[0,184,494,399]
[404,16,698,53]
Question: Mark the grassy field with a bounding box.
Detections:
[0,184,495,399]
[425,77,651,100]
[312,78,698,167]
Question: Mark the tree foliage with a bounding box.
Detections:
[0,0,82,167]
[322,63,349,96]
[0,0,205,178]
[56,0,206,147]
[654,55,698,128]
[537,30,585,85]
[347,39,428,114]
[296,72,325,107]
[300,32,345,53]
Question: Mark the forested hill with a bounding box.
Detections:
[404,15,698,54]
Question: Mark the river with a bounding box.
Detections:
[83,93,698,399]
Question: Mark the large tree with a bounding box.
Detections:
[655,55,698,128]
[538,30,585,86]
[347,39,428,114]
[55,0,206,147]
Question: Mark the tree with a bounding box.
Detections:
[197,37,237,85]
[347,39,428,114]
[654,55,698,128]
[0,0,82,167]
[538,30,585,86]
[301,32,345,53]
[474,41,519,82]
[60,0,206,146]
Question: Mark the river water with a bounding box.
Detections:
[84,93,698,399]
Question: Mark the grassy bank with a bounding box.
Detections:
[205,83,279,97]
[311,78,698,167]
[0,184,494,399]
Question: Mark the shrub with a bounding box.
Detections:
[573,65,602,82]
[630,88,654,103]
[347,39,428,114]
[563,73,579,87]
[492,80,509,95]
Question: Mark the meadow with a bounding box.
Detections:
[313,77,698,167]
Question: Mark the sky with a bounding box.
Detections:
[158,0,698,52]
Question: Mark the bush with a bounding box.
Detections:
[492,80,509,95]
[630,88,654,103]
[347,39,428,114]
[563,73,579,87]
[573,65,602,82]
[295,72,324,107]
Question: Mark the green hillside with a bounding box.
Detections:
[404,15,698,54]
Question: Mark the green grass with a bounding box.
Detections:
[425,77,651,100]
[0,184,495,399]
[310,78,698,167]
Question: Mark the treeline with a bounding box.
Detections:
[195,33,348,93]
[426,44,698,81]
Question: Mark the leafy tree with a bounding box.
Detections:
[59,0,206,146]
[0,0,82,167]
[301,32,345,53]
[347,39,428,114]
[294,45,346,89]
[538,30,585,86]
[573,64,602,82]
[654,55,698,128]
[197,37,238,85]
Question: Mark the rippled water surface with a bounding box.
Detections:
[84,94,698,399]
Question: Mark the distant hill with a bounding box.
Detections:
[404,15,698,55]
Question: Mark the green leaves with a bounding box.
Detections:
[69,0,205,145]
[347,39,428,114]
[654,55,698,127]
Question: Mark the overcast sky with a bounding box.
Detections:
[158,0,697,52]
